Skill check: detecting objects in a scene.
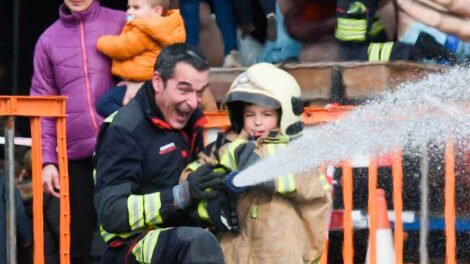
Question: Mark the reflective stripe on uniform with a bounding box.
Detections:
[313,256,321,264]
[266,143,296,194]
[128,195,145,230]
[266,142,287,156]
[99,225,135,243]
[277,174,296,194]
[368,42,394,62]
[132,228,168,264]
[144,193,163,226]
[219,139,246,170]
[197,201,210,221]
[266,144,276,156]
[335,18,367,42]
[368,17,385,37]
[104,111,118,124]
[318,172,332,192]
[187,161,202,172]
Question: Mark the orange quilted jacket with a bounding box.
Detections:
[97,9,186,81]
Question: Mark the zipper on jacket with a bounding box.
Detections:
[79,19,99,132]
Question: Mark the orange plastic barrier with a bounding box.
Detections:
[0,96,70,264]
[203,105,457,264]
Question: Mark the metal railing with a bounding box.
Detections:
[0,96,70,264]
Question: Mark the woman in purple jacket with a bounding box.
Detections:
[29,0,125,262]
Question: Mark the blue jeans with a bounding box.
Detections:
[180,0,238,55]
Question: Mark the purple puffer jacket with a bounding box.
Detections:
[30,1,125,165]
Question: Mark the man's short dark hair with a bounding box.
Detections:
[155,43,209,84]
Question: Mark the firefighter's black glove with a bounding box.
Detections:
[410,32,456,64]
[207,190,240,233]
[173,165,224,209]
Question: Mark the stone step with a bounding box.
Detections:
[208,61,444,107]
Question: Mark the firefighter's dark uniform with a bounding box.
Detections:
[335,0,411,61]
[94,82,225,264]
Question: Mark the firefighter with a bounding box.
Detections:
[94,44,232,264]
[181,63,332,263]
[335,0,456,62]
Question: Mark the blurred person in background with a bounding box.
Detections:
[29,0,126,262]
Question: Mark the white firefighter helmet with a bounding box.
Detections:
[224,63,304,138]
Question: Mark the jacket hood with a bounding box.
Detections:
[131,10,186,45]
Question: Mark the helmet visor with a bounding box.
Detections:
[224,91,280,109]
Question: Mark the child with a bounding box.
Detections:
[182,63,332,263]
[96,0,186,117]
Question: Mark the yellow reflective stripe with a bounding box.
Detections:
[336,18,367,41]
[380,42,394,62]
[369,19,385,36]
[277,174,296,194]
[267,144,276,156]
[368,42,393,62]
[187,161,201,171]
[99,225,134,243]
[99,225,116,242]
[279,135,290,143]
[313,256,321,264]
[368,43,382,61]
[128,195,145,230]
[104,111,118,123]
[262,134,290,144]
[220,139,245,170]
[266,142,287,157]
[144,193,163,226]
[318,173,332,192]
[219,152,232,170]
[250,205,259,219]
[197,201,210,221]
[132,229,164,264]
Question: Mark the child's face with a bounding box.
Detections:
[127,0,162,21]
[243,104,280,138]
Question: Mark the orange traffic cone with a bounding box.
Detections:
[366,189,395,264]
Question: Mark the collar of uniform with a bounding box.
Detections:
[239,129,289,143]
[59,1,100,26]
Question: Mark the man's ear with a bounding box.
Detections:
[152,71,163,94]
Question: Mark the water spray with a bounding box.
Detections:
[231,67,470,188]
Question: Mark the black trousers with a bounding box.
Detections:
[102,227,225,264]
[43,157,96,264]
[338,41,411,61]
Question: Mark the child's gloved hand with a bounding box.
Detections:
[224,171,249,193]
